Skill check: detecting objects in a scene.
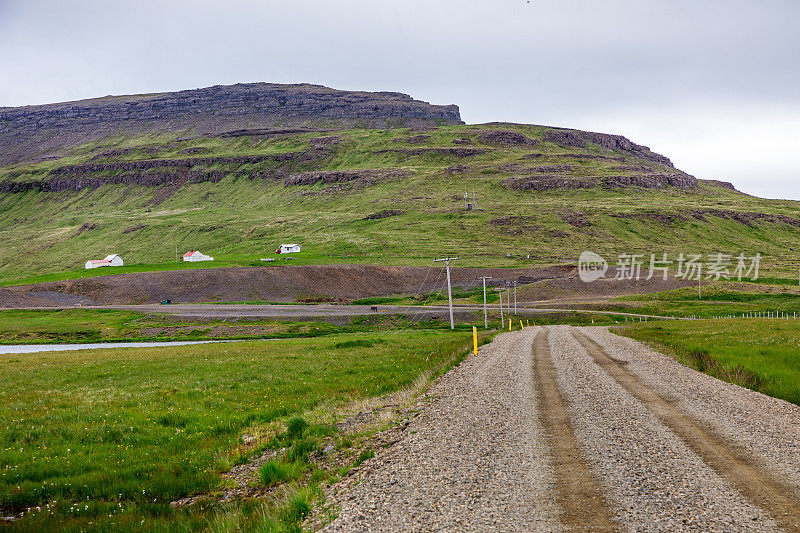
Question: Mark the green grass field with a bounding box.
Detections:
[619,319,800,405]
[0,309,474,344]
[606,283,800,318]
[0,309,142,342]
[0,329,474,531]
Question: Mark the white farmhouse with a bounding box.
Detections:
[276,244,301,254]
[183,251,214,262]
[85,254,124,269]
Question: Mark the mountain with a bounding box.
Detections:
[0,83,462,165]
[0,83,799,284]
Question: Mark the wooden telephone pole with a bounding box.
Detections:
[496,288,505,329]
[434,257,459,329]
[480,276,492,329]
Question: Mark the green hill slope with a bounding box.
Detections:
[1,122,799,284]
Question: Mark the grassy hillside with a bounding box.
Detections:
[2,123,800,284]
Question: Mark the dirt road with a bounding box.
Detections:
[323,327,800,532]
[12,303,675,323]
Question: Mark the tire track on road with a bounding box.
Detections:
[532,329,618,532]
[572,329,800,532]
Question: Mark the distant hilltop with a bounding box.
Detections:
[0,83,463,164]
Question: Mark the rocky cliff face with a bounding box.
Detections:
[541,128,674,167]
[0,83,463,164]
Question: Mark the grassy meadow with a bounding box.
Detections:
[0,309,143,343]
[0,308,475,345]
[605,282,800,318]
[619,319,800,405]
[0,329,475,531]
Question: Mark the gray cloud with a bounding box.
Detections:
[0,0,798,197]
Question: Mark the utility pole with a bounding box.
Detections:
[496,288,504,329]
[434,257,459,329]
[513,281,517,315]
[480,276,492,329]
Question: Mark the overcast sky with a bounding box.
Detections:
[0,0,798,199]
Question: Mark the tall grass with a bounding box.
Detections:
[260,461,305,487]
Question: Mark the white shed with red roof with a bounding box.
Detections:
[276,244,301,254]
[183,251,214,262]
[85,254,124,269]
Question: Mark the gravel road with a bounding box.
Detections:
[11,303,676,321]
[323,326,800,532]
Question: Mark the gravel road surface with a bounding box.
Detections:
[11,303,675,321]
[323,326,800,532]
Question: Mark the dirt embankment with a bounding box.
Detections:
[0,264,570,306]
[0,264,695,307]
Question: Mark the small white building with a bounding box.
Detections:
[183,251,214,262]
[276,244,301,254]
[85,259,109,269]
[85,254,124,269]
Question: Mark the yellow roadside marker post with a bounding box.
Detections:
[527,319,529,326]
[473,326,478,356]
[520,320,524,330]
[509,320,512,331]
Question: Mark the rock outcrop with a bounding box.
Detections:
[543,128,674,167]
[0,154,304,193]
[363,209,404,220]
[503,172,697,191]
[476,130,537,146]
[283,169,408,187]
[0,83,462,165]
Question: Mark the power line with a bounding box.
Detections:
[400,269,445,328]
[388,267,445,335]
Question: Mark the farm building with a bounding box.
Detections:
[183,251,214,262]
[85,254,124,269]
[276,244,301,254]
